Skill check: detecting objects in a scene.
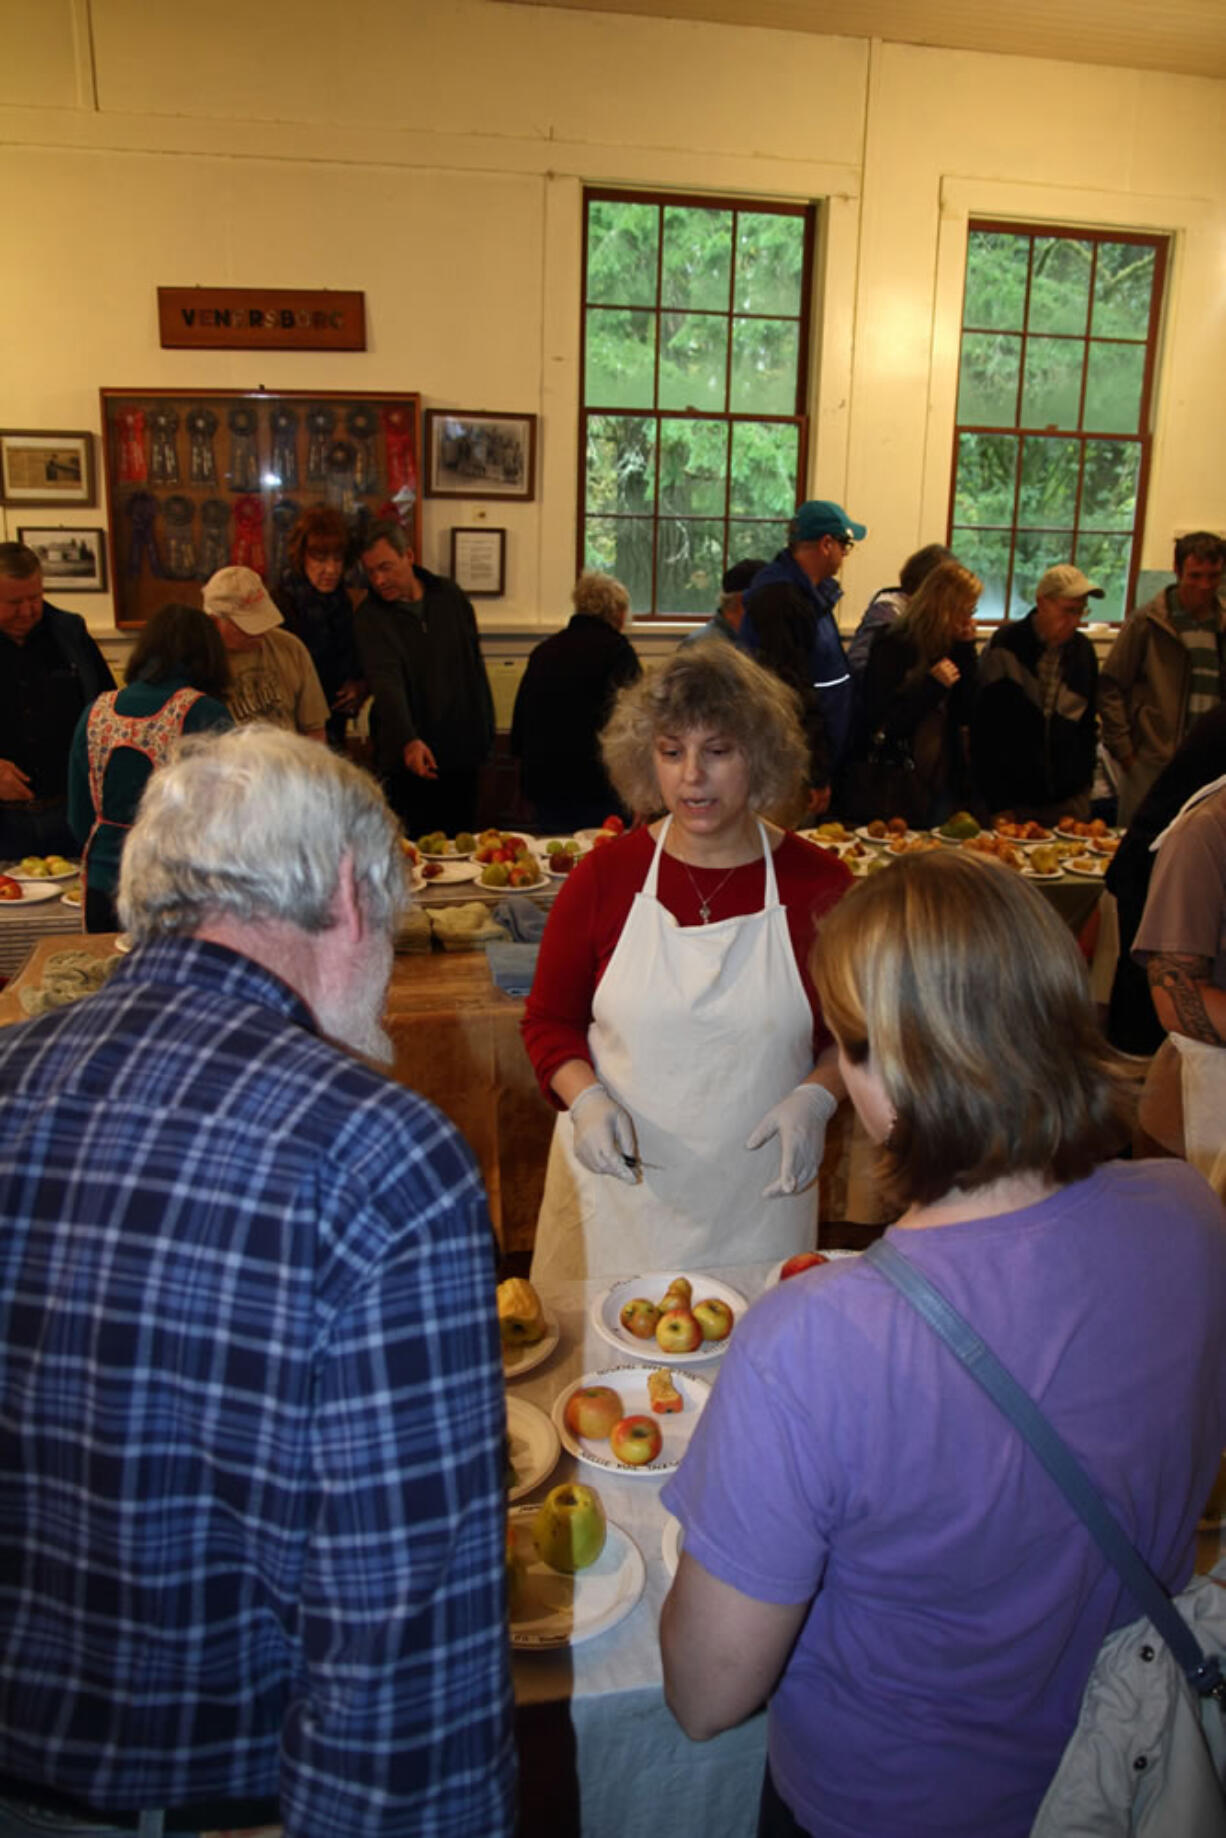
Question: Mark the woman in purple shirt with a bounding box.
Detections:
[661,850,1226,1838]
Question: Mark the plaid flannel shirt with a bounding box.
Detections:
[0,938,514,1837]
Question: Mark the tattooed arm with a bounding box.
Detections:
[1147,953,1226,1045]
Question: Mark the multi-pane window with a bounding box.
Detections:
[580,189,815,617]
[949,223,1166,623]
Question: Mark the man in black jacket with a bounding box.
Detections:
[971,563,1101,824]
[0,542,114,860]
[356,522,494,836]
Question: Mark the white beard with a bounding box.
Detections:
[316,935,395,1069]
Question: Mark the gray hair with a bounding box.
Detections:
[600,641,808,816]
[572,570,630,628]
[118,725,406,942]
[359,518,411,558]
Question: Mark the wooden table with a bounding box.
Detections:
[0,933,556,1254]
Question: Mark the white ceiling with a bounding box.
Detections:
[499,0,1226,82]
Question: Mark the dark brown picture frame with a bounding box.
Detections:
[425,410,537,501]
[100,387,421,628]
[0,429,95,508]
[450,526,507,597]
[17,525,108,593]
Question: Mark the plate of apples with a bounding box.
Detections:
[552,1364,711,1477]
[591,1271,746,1365]
[507,1486,645,1649]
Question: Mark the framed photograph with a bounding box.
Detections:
[99,388,421,628]
[450,526,506,597]
[425,410,537,501]
[17,525,108,593]
[0,430,95,507]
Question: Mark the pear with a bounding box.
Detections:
[532,1482,607,1573]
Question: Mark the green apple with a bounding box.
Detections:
[532,1483,607,1572]
[693,1297,734,1341]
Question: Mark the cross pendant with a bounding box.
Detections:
[699,902,711,924]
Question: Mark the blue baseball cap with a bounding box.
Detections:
[792,500,867,544]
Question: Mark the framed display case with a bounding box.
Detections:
[100,387,421,628]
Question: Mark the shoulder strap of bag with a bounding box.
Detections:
[864,1235,1225,1700]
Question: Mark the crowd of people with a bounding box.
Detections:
[0,505,1225,1836]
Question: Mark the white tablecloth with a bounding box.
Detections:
[511,1261,777,1838]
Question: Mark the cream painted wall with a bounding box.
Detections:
[1,0,1223,640]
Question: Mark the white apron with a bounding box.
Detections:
[531,817,817,1285]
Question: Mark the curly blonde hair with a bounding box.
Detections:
[600,641,808,817]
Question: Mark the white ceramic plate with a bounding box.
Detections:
[763,1248,861,1291]
[538,836,592,857]
[551,1364,711,1477]
[506,1394,561,1503]
[1090,837,1122,856]
[1064,855,1109,878]
[6,860,80,883]
[502,1305,561,1381]
[475,872,550,895]
[409,868,426,893]
[591,1271,748,1365]
[661,1513,684,1579]
[420,859,482,885]
[1021,866,1064,881]
[508,1506,645,1649]
[855,826,917,845]
[418,842,475,860]
[575,826,624,844]
[993,829,1054,847]
[796,828,857,850]
[0,882,63,907]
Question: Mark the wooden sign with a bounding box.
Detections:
[157,288,366,351]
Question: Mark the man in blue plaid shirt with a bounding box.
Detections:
[0,726,515,1837]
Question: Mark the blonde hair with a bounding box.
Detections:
[894,560,981,663]
[572,570,630,629]
[812,851,1133,1209]
[600,642,808,817]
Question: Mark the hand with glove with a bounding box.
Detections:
[746,1082,839,1198]
[569,1080,640,1183]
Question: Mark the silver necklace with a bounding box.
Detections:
[676,855,741,924]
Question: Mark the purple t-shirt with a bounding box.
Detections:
[662,1160,1226,1838]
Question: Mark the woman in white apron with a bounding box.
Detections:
[525,644,852,1284]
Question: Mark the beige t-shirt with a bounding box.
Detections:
[225,628,329,735]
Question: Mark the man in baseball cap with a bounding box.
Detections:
[202,564,329,740]
[737,501,868,810]
[972,561,1103,824]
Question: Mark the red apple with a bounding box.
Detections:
[0,876,21,901]
[693,1297,734,1341]
[564,1385,623,1441]
[619,1297,661,1339]
[780,1252,829,1282]
[601,815,625,835]
[609,1414,663,1466]
[655,1307,703,1354]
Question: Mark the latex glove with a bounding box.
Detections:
[746,1083,839,1198]
[569,1081,639,1183]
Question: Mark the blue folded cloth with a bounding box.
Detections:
[492,896,549,943]
[486,941,540,997]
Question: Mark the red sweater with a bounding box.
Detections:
[521,826,852,1104]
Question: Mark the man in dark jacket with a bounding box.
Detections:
[0,542,115,859]
[511,570,641,831]
[738,500,866,810]
[971,563,1102,824]
[356,521,495,836]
